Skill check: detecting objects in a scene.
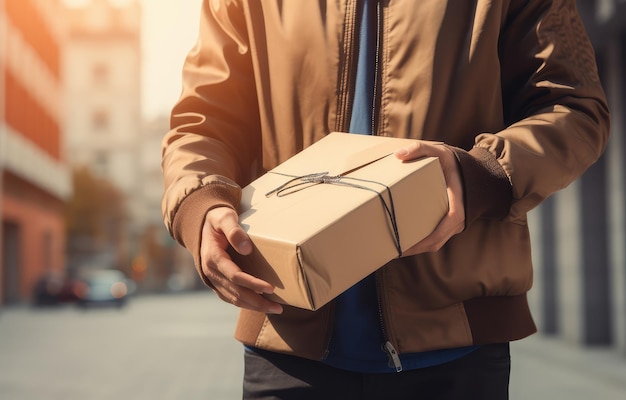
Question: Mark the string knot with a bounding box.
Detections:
[265,171,403,258]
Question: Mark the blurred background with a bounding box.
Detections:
[1,0,203,303]
[0,0,625,399]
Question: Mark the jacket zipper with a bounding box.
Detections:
[371,0,382,136]
[377,270,403,372]
[372,1,402,373]
[327,1,402,371]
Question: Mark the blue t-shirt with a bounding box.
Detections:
[322,0,478,373]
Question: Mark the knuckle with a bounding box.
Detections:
[203,253,221,272]
[431,242,445,252]
[201,268,214,282]
[422,242,440,253]
[222,267,240,282]
[409,141,421,153]
[230,270,247,283]
[209,208,236,230]
[426,235,447,253]
[219,293,236,306]
[213,210,231,227]
[225,225,244,243]
[203,261,217,277]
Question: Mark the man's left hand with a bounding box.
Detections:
[394,140,465,255]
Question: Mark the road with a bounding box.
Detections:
[1,292,625,400]
[0,292,243,400]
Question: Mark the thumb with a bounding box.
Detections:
[208,207,253,255]
[395,140,445,161]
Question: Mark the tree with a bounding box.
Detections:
[64,167,128,270]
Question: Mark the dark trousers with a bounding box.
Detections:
[243,343,510,400]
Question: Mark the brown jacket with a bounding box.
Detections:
[162,0,609,361]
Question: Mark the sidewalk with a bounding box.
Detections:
[510,334,626,399]
[1,292,624,399]
[186,292,626,399]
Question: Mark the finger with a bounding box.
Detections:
[224,288,284,314]
[217,256,275,294]
[209,207,253,255]
[203,242,276,296]
[396,143,465,256]
[403,213,464,255]
[202,208,276,298]
[204,258,283,314]
[394,140,445,161]
[404,175,465,256]
[213,284,284,314]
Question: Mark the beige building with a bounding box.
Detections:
[63,0,142,266]
[139,116,197,291]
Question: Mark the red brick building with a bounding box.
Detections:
[0,0,71,304]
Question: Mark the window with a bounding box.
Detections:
[42,231,53,271]
[93,109,109,131]
[596,0,615,21]
[94,151,109,177]
[93,63,109,85]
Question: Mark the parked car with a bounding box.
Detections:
[32,272,78,306]
[74,269,133,308]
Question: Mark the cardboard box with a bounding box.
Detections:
[233,132,448,310]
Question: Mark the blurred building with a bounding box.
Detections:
[529,0,626,356]
[138,116,167,235]
[63,0,142,269]
[0,0,72,304]
[138,116,198,291]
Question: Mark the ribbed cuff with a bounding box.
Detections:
[172,182,241,287]
[447,146,512,228]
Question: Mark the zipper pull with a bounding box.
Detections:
[382,341,403,372]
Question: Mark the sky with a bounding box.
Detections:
[139,0,203,120]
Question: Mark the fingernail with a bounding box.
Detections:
[238,240,252,254]
[268,305,283,314]
[395,148,409,157]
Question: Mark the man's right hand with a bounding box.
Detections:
[200,206,284,314]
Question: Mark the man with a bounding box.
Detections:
[162,1,609,398]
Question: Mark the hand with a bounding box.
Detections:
[200,206,283,314]
[394,140,465,255]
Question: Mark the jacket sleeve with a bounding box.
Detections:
[161,0,260,276]
[454,0,610,226]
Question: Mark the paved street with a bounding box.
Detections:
[0,292,244,400]
[511,334,626,399]
[1,291,626,400]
